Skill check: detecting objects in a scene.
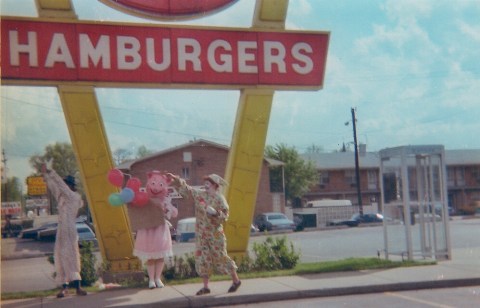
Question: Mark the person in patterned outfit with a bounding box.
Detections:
[167,173,241,296]
[41,159,87,298]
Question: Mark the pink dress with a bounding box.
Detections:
[132,198,178,262]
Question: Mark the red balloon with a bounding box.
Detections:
[126,177,142,192]
[107,169,124,187]
[132,191,149,207]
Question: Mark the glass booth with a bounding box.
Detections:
[379,145,451,261]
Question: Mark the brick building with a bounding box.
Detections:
[118,139,285,227]
[301,148,480,215]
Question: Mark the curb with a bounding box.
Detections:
[116,278,480,308]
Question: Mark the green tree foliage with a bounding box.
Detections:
[29,142,78,178]
[265,144,319,203]
[28,142,87,215]
[136,145,152,158]
[1,176,23,202]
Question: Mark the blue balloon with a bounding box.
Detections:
[119,188,135,203]
[108,193,124,206]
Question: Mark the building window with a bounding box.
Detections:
[456,167,465,186]
[182,167,190,180]
[345,170,356,186]
[319,171,329,187]
[447,167,455,186]
[367,170,377,189]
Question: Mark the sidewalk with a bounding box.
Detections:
[2,245,480,308]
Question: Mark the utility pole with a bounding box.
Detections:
[351,108,363,215]
[2,150,7,202]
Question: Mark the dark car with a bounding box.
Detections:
[254,212,296,232]
[328,213,383,227]
[37,222,98,248]
[19,222,58,239]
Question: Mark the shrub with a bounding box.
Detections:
[79,241,98,286]
[163,253,197,280]
[47,241,98,287]
[252,236,300,271]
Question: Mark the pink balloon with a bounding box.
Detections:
[107,169,124,187]
[132,191,149,207]
[126,177,142,192]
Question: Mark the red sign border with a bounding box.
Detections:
[1,17,330,91]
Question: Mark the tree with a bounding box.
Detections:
[29,142,78,178]
[305,144,324,154]
[1,176,23,202]
[28,142,86,215]
[136,145,152,158]
[112,148,133,165]
[265,144,319,205]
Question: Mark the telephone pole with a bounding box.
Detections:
[351,108,363,215]
[2,150,7,202]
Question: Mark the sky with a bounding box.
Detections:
[1,0,480,188]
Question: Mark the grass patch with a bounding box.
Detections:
[1,257,435,301]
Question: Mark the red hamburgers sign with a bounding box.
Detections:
[1,18,329,90]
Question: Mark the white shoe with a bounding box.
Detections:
[155,278,164,288]
[148,280,156,289]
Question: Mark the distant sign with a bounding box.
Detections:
[1,202,21,216]
[1,18,329,90]
[26,198,49,209]
[27,176,47,196]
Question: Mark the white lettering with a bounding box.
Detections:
[238,41,258,73]
[45,33,75,68]
[177,38,201,71]
[79,34,111,69]
[208,39,232,72]
[291,42,313,75]
[264,41,286,73]
[117,36,141,70]
[9,31,38,66]
[146,38,171,71]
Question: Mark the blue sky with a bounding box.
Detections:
[1,0,480,186]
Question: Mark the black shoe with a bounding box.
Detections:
[196,287,211,296]
[228,280,241,293]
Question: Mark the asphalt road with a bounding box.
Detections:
[220,285,480,307]
[2,218,478,294]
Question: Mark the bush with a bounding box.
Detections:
[163,253,197,280]
[46,241,98,287]
[162,236,299,280]
[252,236,300,271]
[79,241,98,286]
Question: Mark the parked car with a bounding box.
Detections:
[254,212,296,232]
[328,213,384,227]
[76,223,98,248]
[36,222,98,248]
[19,222,58,239]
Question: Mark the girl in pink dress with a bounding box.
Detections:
[128,171,178,289]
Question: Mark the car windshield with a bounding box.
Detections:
[77,227,91,234]
[268,214,287,220]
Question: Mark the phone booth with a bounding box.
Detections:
[379,145,451,261]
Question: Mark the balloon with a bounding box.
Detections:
[126,177,142,192]
[108,193,124,206]
[107,169,124,187]
[132,191,149,207]
[119,188,134,203]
